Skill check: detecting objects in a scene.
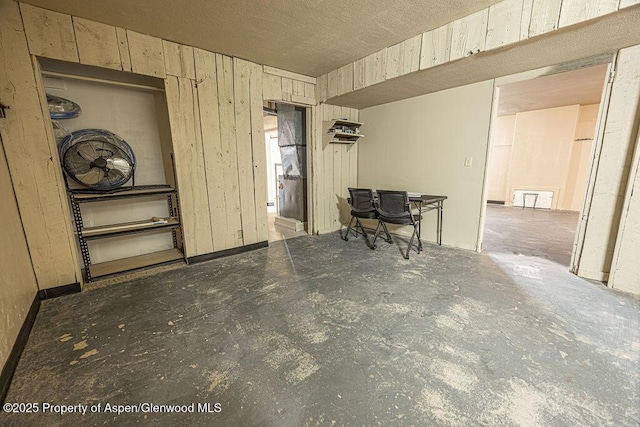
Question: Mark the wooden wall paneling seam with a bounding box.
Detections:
[401,35,422,75]
[194,48,229,251]
[528,0,562,37]
[216,54,243,247]
[322,104,334,231]
[190,74,216,253]
[450,8,489,61]
[126,30,166,78]
[353,58,365,91]
[115,27,132,72]
[316,74,328,102]
[520,0,535,40]
[72,17,121,70]
[233,57,258,245]
[248,61,268,242]
[281,77,293,102]
[332,108,343,230]
[364,49,387,87]
[19,3,79,62]
[164,76,214,257]
[327,69,338,99]
[420,24,452,69]
[163,40,196,79]
[336,63,354,96]
[386,42,403,80]
[311,105,323,233]
[0,0,78,288]
[292,79,305,96]
[486,0,523,50]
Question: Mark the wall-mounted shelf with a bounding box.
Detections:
[69,185,184,282]
[323,119,364,144]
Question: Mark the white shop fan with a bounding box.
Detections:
[60,129,136,190]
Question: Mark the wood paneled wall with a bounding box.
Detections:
[317,0,630,102]
[313,104,359,234]
[2,0,354,289]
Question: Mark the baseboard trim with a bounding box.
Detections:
[188,241,269,264]
[0,294,40,404]
[37,282,81,300]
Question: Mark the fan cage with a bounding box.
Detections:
[60,129,136,191]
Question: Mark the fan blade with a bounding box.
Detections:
[106,158,132,175]
[75,167,103,185]
[77,144,97,160]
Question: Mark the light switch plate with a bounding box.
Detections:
[464,156,473,167]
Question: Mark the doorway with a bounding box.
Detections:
[263,102,309,242]
[480,64,609,266]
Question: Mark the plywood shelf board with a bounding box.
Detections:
[82,217,180,238]
[88,248,184,278]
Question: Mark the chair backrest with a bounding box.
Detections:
[348,188,375,212]
[376,190,410,217]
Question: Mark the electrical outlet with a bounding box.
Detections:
[464,156,473,167]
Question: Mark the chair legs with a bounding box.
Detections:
[343,216,375,249]
[374,220,420,259]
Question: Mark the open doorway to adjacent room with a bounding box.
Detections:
[481,64,609,266]
[263,102,309,242]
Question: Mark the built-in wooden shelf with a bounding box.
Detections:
[88,248,184,278]
[323,119,364,144]
[82,217,180,239]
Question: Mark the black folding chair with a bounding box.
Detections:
[343,188,390,249]
[374,190,422,259]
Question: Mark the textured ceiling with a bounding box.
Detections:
[497,64,608,116]
[20,0,502,77]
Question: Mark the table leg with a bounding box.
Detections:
[438,201,443,245]
[417,201,423,252]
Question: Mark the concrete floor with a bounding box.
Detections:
[482,204,580,266]
[2,232,639,426]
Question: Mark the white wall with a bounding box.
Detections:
[358,80,494,251]
[44,76,174,264]
[487,104,598,210]
[0,134,39,373]
[486,115,515,202]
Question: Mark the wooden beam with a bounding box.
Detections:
[263,65,316,84]
[450,9,489,60]
[528,0,562,37]
[73,17,121,70]
[336,63,354,96]
[127,30,166,78]
[420,24,452,69]
[19,3,79,62]
[163,41,195,79]
[486,0,523,50]
[364,49,386,87]
[353,58,365,90]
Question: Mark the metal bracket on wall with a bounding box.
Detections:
[0,102,9,118]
